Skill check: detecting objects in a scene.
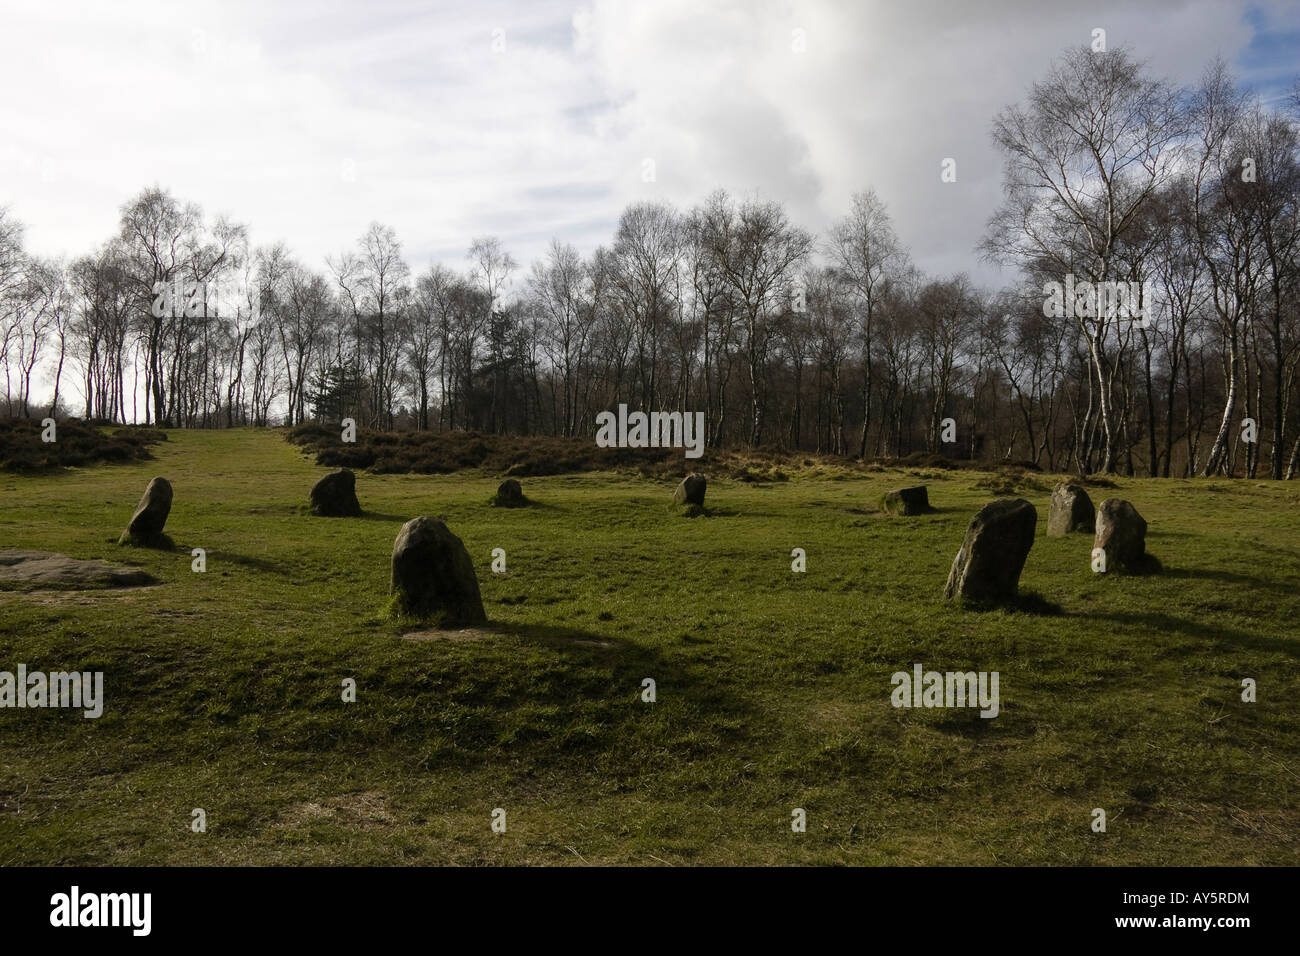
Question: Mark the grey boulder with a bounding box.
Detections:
[944,498,1037,602]
[493,478,526,508]
[311,468,362,517]
[1047,482,1094,536]
[390,517,487,625]
[673,474,707,507]
[1093,498,1151,572]
[881,485,932,516]
[119,476,172,546]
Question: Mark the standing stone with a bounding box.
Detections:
[390,517,486,625]
[310,468,362,517]
[881,486,932,516]
[1047,482,1094,536]
[944,498,1037,602]
[119,476,172,546]
[493,478,526,508]
[1094,498,1148,571]
[673,474,707,507]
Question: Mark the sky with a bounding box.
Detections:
[1,0,1298,293]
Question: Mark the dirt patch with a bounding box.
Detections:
[401,626,496,642]
[0,589,153,608]
[0,550,158,590]
[277,790,394,830]
[400,625,615,649]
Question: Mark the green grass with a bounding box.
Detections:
[0,428,1297,865]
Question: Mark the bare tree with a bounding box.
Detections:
[826,189,907,457]
[984,46,1185,472]
[706,193,812,446]
[529,239,593,436]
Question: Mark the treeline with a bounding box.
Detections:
[2,46,1298,477]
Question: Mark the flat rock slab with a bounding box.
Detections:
[0,550,158,590]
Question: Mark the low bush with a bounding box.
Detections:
[287,423,1000,481]
[0,419,165,473]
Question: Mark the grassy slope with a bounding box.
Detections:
[0,428,1296,865]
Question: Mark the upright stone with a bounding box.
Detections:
[390,517,487,625]
[119,476,173,546]
[1094,498,1148,571]
[1047,482,1094,536]
[673,474,707,507]
[881,486,932,516]
[310,468,362,517]
[493,478,526,508]
[944,498,1037,602]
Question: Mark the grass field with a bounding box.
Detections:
[0,428,1297,865]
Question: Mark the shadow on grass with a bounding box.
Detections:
[247,504,308,517]
[954,590,1064,616]
[376,617,765,770]
[1085,608,1293,655]
[488,496,555,511]
[514,498,562,511]
[672,505,751,518]
[502,621,638,656]
[1158,565,1282,590]
[503,621,761,729]
[1240,538,1300,567]
[205,549,285,574]
[116,532,175,551]
[1103,553,1164,576]
[114,538,290,575]
[292,503,406,522]
[929,706,1008,740]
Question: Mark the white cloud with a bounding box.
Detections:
[0,0,1292,289]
